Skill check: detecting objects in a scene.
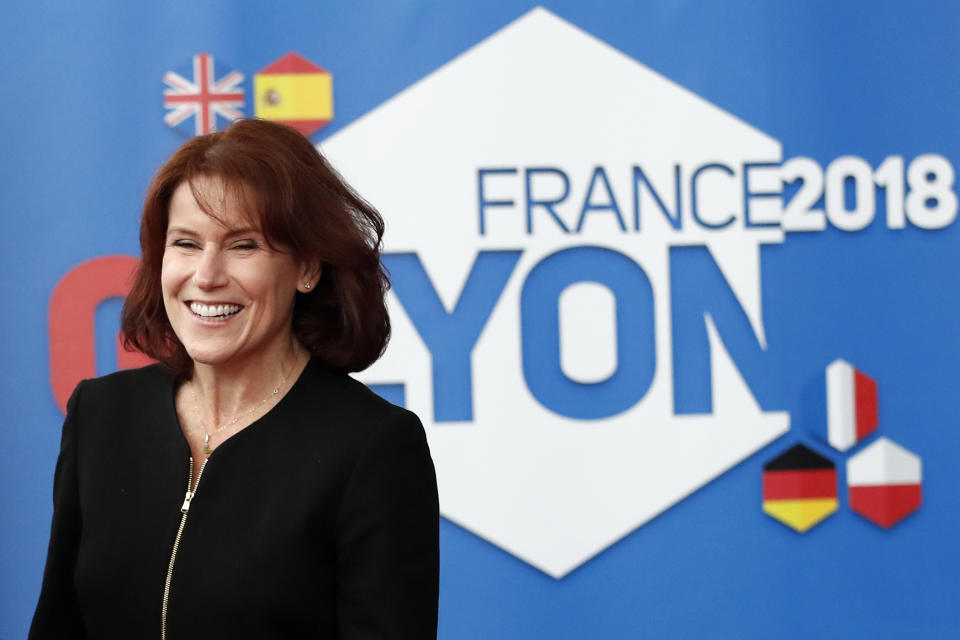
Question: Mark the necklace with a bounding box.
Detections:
[188,354,302,456]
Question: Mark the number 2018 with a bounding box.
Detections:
[781,154,957,231]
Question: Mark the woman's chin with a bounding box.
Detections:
[181,341,284,371]
[182,347,240,368]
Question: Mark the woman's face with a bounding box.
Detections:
[161,179,312,370]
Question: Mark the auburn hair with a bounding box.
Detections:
[121,119,390,376]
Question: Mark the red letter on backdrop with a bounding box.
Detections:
[49,255,154,412]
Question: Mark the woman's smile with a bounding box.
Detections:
[187,301,245,323]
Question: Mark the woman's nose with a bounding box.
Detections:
[193,248,228,289]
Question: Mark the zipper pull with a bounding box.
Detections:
[181,490,195,513]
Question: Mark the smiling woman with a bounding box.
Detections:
[29,120,439,639]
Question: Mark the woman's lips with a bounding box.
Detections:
[185,301,245,324]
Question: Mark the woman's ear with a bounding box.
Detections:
[297,260,323,293]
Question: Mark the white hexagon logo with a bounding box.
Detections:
[324,7,789,577]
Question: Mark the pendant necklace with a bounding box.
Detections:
[189,355,301,456]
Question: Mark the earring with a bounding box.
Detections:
[304,283,312,290]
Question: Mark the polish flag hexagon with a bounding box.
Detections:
[847,437,922,528]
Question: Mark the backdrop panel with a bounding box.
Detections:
[2,1,958,638]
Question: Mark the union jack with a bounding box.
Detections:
[163,52,245,136]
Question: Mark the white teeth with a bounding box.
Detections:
[189,302,242,318]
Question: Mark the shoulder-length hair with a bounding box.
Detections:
[121,119,390,376]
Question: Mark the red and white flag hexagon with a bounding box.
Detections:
[847,437,922,528]
[826,359,878,451]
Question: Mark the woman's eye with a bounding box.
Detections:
[232,242,259,251]
[172,239,198,249]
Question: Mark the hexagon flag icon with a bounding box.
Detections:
[847,437,922,528]
[826,359,878,452]
[762,444,838,532]
[254,52,333,137]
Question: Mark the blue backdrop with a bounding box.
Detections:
[2,1,959,637]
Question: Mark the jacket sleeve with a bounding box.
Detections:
[29,382,87,639]
[335,410,440,639]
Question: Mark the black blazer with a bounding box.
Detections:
[30,360,439,639]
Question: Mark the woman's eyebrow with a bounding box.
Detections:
[223,227,262,237]
[166,226,197,237]
[165,226,262,238]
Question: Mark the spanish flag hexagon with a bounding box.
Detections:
[762,444,838,533]
[254,52,333,137]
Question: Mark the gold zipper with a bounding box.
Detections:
[161,457,207,639]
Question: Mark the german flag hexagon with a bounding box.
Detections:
[762,444,838,533]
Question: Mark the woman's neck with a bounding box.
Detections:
[188,337,309,428]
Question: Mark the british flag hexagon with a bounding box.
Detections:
[323,8,790,577]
